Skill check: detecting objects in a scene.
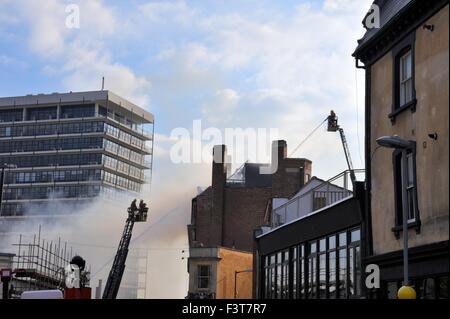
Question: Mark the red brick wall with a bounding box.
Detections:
[189,141,312,252]
[222,187,273,251]
[191,187,213,247]
[272,157,312,198]
[210,145,227,246]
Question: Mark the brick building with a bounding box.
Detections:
[188,140,312,252]
[186,140,311,298]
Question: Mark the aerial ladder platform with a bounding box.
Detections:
[102,199,148,299]
[327,110,357,188]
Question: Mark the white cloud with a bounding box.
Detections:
[141,0,370,175]
[202,88,240,124]
[5,0,150,107]
[79,0,117,37]
[61,41,151,106]
[323,0,364,13]
[22,0,67,57]
[0,54,27,68]
[139,1,196,25]
[150,1,370,173]
[19,0,116,57]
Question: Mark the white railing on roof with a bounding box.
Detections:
[226,162,246,185]
[271,169,365,228]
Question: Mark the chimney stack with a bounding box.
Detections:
[210,145,227,246]
[272,140,287,167]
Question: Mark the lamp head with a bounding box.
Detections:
[376,135,413,149]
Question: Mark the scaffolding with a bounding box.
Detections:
[116,247,148,299]
[7,227,88,299]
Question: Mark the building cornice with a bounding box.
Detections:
[353,0,448,66]
[0,90,154,123]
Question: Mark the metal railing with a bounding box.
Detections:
[100,114,153,139]
[271,169,365,228]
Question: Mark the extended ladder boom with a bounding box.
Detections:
[327,111,356,187]
[102,199,148,299]
[338,127,356,185]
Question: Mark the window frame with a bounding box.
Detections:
[348,228,361,298]
[391,142,421,238]
[288,246,297,299]
[307,241,318,299]
[318,238,327,299]
[197,264,211,290]
[389,32,417,124]
[260,228,362,300]
[299,244,306,299]
[337,232,348,299]
[327,235,337,299]
[281,250,290,299]
[399,50,413,106]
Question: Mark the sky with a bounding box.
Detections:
[0,0,372,174]
[0,0,373,298]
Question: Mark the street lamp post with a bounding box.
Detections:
[234,269,252,299]
[376,136,416,299]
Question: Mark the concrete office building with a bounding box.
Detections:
[0,90,154,220]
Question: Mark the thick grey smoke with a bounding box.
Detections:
[0,137,212,299]
[0,195,144,297]
[0,188,192,298]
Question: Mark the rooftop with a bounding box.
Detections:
[0,90,154,123]
[267,169,365,231]
[226,162,272,187]
[353,0,413,56]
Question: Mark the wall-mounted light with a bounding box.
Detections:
[423,24,434,32]
[376,135,413,149]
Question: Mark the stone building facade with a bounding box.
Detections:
[354,0,449,299]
